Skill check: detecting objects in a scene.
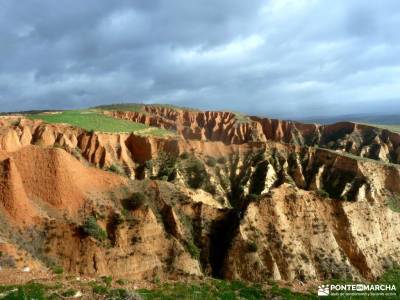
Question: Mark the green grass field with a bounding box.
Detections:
[92,103,145,112]
[1,268,399,299]
[371,124,400,133]
[138,280,268,300]
[92,103,200,113]
[357,123,400,134]
[0,279,310,300]
[28,110,173,136]
[148,103,201,112]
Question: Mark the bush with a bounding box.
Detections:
[216,196,226,204]
[317,189,330,198]
[52,265,64,275]
[180,152,190,159]
[112,212,125,225]
[217,157,227,164]
[206,157,217,167]
[92,284,108,295]
[82,217,108,241]
[155,151,177,181]
[185,158,208,189]
[116,279,128,286]
[53,143,63,149]
[1,283,46,299]
[186,240,200,260]
[247,194,259,201]
[144,160,153,170]
[101,276,113,287]
[108,164,124,175]
[387,195,400,213]
[247,241,258,253]
[203,181,216,195]
[123,192,146,210]
[108,288,139,299]
[10,119,21,126]
[61,289,77,297]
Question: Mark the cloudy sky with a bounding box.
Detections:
[1,0,400,118]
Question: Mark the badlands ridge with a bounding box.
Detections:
[0,105,399,289]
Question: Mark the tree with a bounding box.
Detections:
[154,151,177,181]
[185,158,207,189]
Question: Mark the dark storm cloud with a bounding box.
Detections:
[0,0,400,117]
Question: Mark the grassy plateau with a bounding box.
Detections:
[358,122,400,134]
[371,124,400,133]
[28,110,173,136]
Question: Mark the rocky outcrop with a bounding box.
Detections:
[106,106,400,164]
[224,184,400,282]
[0,119,180,178]
[0,146,126,216]
[0,157,37,225]
[43,206,202,278]
[0,118,258,181]
[0,147,210,280]
[106,107,265,145]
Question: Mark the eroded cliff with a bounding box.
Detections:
[106,105,400,164]
[0,110,399,287]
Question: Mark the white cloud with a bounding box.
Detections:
[0,0,399,117]
[174,34,264,63]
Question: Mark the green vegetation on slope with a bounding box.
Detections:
[93,102,200,112]
[92,103,145,112]
[387,195,400,212]
[146,103,201,112]
[133,269,400,300]
[28,110,173,136]
[0,280,269,300]
[0,283,47,300]
[232,111,250,124]
[371,124,400,133]
[138,280,268,300]
[81,216,108,241]
[358,123,400,134]
[1,268,399,299]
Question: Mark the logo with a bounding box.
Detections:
[317,284,397,297]
[318,285,330,296]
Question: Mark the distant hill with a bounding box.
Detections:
[0,109,63,116]
[296,113,400,125]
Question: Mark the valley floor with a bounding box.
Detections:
[0,268,399,299]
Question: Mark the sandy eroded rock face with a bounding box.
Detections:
[0,145,221,280]
[0,119,181,178]
[106,108,264,145]
[223,185,400,282]
[0,117,256,179]
[106,106,400,164]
